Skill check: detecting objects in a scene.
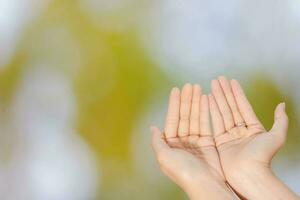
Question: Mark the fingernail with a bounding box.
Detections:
[231,79,239,83]
[281,102,286,110]
[194,84,201,90]
[218,75,226,80]
[172,87,180,92]
[184,83,192,88]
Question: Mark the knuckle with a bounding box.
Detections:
[178,131,189,136]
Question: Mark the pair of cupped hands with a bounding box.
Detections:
[151,76,299,200]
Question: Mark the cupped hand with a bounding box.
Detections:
[151,84,234,199]
[209,76,289,198]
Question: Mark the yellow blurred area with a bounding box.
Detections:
[0,0,300,199]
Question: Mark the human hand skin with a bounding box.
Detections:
[151,84,237,200]
[209,76,300,200]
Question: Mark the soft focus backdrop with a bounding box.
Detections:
[0,0,300,199]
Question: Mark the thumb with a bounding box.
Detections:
[270,103,289,142]
[150,126,169,154]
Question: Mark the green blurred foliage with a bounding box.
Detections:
[0,1,299,199]
[0,63,23,107]
[0,0,174,198]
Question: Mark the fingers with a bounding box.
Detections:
[189,85,201,135]
[211,79,235,130]
[218,76,244,125]
[151,126,169,155]
[178,83,193,137]
[208,94,225,137]
[200,95,212,136]
[270,103,288,142]
[230,79,264,129]
[164,87,180,138]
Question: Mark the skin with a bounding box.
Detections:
[151,78,299,199]
[151,84,237,200]
[209,76,300,200]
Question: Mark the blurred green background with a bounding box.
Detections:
[0,0,300,199]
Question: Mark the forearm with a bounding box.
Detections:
[229,166,299,200]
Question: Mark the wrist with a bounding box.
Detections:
[184,177,235,200]
[227,163,299,200]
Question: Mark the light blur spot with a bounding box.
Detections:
[0,0,49,68]
[24,25,81,74]
[289,0,300,22]
[80,0,131,13]
[141,0,300,81]
[3,67,99,200]
[131,97,168,184]
[79,0,135,31]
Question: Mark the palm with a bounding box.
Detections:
[156,143,214,182]
[165,136,224,180]
[151,84,225,189]
[209,76,288,184]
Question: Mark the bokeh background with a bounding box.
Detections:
[0,0,300,199]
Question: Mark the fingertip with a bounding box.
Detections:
[218,75,227,81]
[183,83,193,88]
[271,102,289,140]
[281,102,286,110]
[151,126,162,141]
[193,84,202,95]
[211,79,218,86]
[218,76,232,92]
[212,79,223,91]
[181,83,193,97]
[150,126,158,133]
[230,79,239,87]
[193,84,202,91]
[275,102,287,116]
[275,102,283,110]
[230,79,243,94]
[151,126,163,135]
[151,127,169,152]
[171,87,180,95]
[169,87,180,103]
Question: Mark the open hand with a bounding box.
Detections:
[209,76,290,199]
[151,84,234,199]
